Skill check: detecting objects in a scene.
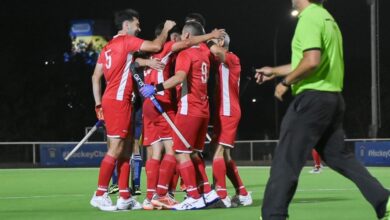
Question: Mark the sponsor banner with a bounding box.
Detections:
[70,20,94,37]
[355,142,390,166]
[40,144,106,166]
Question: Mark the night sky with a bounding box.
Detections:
[0,0,389,141]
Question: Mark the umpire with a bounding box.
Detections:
[255,0,390,219]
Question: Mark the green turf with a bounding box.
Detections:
[0,167,389,220]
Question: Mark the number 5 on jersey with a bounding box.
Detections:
[105,49,112,69]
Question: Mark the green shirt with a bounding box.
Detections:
[291,3,344,96]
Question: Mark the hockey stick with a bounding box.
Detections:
[64,120,104,161]
[239,67,256,98]
[130,62,191,149]
[206,133,212,142]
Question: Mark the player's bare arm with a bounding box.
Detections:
[91,63,104,106]
[135,57,165,70]
[91,63,104,120]
[140,20,176,53]
[139,71,187,98]
[171,29,225,52]
[161,71,187,90]
[208,41,227,63]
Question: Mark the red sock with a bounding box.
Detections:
[146,159,160,200]
[191,156,211,194]
[226,160,248,196]
[156,154,176,196]
[96,154,117,196]
[179,161,201,199]
[117,158,131,199]
[169,165,180,193]
[213,157,227,199]
[312,149,321,168]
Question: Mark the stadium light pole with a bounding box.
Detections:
[368,0,380,138]
[272,10,298,136]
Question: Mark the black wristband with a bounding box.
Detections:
[206,40,216,48]
[155,83,165,92]
[281,78,290,87]
[95,104,102,109]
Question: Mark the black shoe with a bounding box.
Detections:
[132,186,142,196]
[108,184,119,194]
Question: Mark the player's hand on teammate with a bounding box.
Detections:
[274,82,289,101]
[95,104,104,120]
[163,20,177,31]
[255,66,275,84]
[210,28,226,40]
[140,84,156,98]
[147,58,165,71]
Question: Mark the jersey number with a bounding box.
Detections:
[105,49,112,69]
[201,62,208,84]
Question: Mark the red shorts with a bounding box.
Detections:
[212,115,240,148]
[172,114,209,153]
[142,99,175,146]
[102,98,132,139]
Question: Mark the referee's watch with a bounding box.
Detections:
[281,78,290,87]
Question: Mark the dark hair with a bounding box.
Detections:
[114,9,140,30]
[184,13,206,27]
[154,22,180,38]
[182,21,205,36]
[169,25,181,35]
[309,0,326,4]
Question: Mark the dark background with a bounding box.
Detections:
[0,0,389,141]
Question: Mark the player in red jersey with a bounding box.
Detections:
[90,8,176,211]
[208,33,253,208]
[140,23,226,210]
[140,21,223,210]
[310,149,323,174]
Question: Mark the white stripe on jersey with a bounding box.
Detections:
[222,64,231,116]
[180,79,188,115]
[161,51,173,64]
[116,53,133,101]
[156,51,173,96]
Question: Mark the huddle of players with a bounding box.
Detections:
[90,9,252,211]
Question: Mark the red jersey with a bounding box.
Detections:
[175,45,211,118]
[97,35,144,102]
[144,41,175,104]
[215,52,241,116]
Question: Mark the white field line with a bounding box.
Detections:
[1,187,385,200]
[1,187,390,200]
[0,194,86,200]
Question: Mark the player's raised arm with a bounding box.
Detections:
[207,29,233,63]
[171,29,225,52]
[140,20,176,53]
